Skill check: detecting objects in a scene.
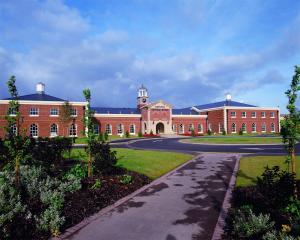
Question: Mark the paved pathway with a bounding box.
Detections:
[67,153,238,240]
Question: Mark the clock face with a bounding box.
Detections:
[142,98,147,103]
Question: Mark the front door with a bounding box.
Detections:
[156,122,164,134]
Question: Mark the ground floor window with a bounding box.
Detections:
[219,123,224,133]
[188,124,194,132]
[271,123,275,132]
[117,124,123,134]
[105,124,112,135]
[208,123,212,131]
[50,123,58,137]
[261,123,266,132]
[198,124,203,133]
[30,124,38,137]
[179,124,184,134]
[69,124,77,137]
[10,123,17,136]
[130,124,135,134]
[231,123,236,133]
[241,123,246,133]
[94,124,99,134]
[252,123,256,133]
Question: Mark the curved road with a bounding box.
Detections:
[112,137,300,155]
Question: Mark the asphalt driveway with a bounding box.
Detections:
[66,153,238,240]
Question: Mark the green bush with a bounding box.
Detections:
[138,130,143,137]
[104,132,109,141]
[262,230,300,240]
[125,130,130,138]
[239,128,243,135]
[65,164,87,180]
[120,174,133,184]
[207,129,212,135]
[191,129,196,137]
[222,130,226,135]
[232,205,274,239]
[91,179,102,190]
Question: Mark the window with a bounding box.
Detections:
[117,124,124,134]
[30,124,38,137]
[188,124,194,132]
[208,123,212,131]
[270,112,275,118]
[231,123,236,133]
[50,108,59,116]
[271,123,275,132]
[241,112,246,118]
[251,123,256,133]
[8,107,17,116]
[71,108,77,116]
[94,124,99,134]
[10,123,17,135]
[50,124,58,137]
[261,123,266,132]
[251,112,256,118]
[261,112,266,118]
[30,107,39,116]
[231,111,236,118]
[241,123,246,133]
[172,124,176,132]
[197,124,203,133]
[69,124,77,137]
[130,124,135,134]
[105,124,112,135]
[219,123,224,133]
[179,124,184,134]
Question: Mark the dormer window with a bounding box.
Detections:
[30,107,39,116]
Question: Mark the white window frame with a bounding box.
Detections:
[105,124,112,135]
[30,124,38,137]
[94,124,99,134]
[251,123,256,133]
[117,124,124,135]
[8,107,17,116]
[271,123,275,132]
[230,111,236,118]
[270,112,275,118]
[179,124,184,134]
[10,123,17,135]
[241,123,246,133]
[261,123,266,133]
[69,124,77,137]
[129,124,135,135]
[251,112,256,118]
[50,108,59,116]
[261,112,266,118]
[71,108,77,117]
[241,112,246,118]
[208,123,212,131]
[231,123,237,133]
[197,124,203,133]
[30,107,39,116]
[50,124,58,137]
[172,124,176,132]
[188,124,194,132]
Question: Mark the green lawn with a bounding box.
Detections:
[74,135,134,144]
[66,148,193,179]
[186,137,282,144]
[236,156,300,187]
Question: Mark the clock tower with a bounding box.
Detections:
[137,85,149,109]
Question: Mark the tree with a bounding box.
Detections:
[60,101,72,136]
[83,88,95,177]
[281,66,300,196]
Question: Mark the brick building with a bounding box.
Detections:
[0,83,280,138]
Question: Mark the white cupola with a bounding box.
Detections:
[36,82,45,94]
[226,93,232,101]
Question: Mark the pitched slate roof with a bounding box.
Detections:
[193,100,257,111]
[3,93,65,102]
[92,107,141,114]
[172,108,198,115]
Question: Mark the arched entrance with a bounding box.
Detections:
[156,122,164,134]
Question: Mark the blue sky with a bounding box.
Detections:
[0,0,300,112]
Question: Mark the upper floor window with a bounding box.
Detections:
[71,108,77,116]
[251,112,256,118]
[30,107,39,116]
[8,107,17,116]
[270,112,275,118]
[231,111,236,118]
[94,124,99,134]
[241,112,246,118]
[50,108,59,116]
[30,124,38,137]
[261,112,266,118]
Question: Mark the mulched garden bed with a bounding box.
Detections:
[62,168,151,231]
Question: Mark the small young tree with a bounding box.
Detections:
[60,101,72,136]
[82,88,95,177]
[281,66,300,196]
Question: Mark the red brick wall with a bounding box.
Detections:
[0,103,85,138]
[226,109,280,133]
[172,117,207,134]
[150,109,171,121]
[206,110,224,134]
[94,116,141,135]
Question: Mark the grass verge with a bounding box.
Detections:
[236,155,300,187]
[185,137,282,144]
[67,148,193,179]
